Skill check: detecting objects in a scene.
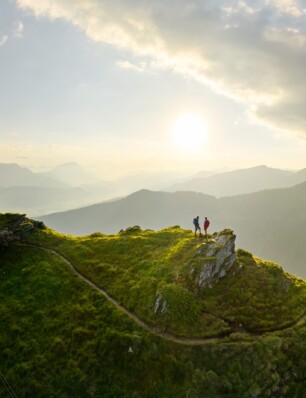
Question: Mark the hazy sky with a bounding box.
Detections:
[1,0,306,177]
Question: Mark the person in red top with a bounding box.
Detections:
[204,217,210,235]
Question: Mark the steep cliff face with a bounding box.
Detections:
[189,230,237,290]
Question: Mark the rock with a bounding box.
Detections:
[153,292,167,314]
[189,230,237,290]
[0,214,45,249]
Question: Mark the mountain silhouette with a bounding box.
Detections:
[167,165,300,197]
[39,162,99,186]
[0,163,66,188]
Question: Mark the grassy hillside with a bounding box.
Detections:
[39,183,306,279]
[1,214,306,397]
[27,221,306,336]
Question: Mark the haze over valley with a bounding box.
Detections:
[2,162,306,213]
[2,160,306,279]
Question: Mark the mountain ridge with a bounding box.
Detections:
[167,165,300,197]
[0,163,67,188]
[39,162,100,186]
[1,213,306,396]
[37,182,306,278]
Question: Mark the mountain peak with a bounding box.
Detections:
[52,162,83,170]
[0,162,66,188]
[251,164,268,169]
[41,162,99,186]
[0,162,31,171]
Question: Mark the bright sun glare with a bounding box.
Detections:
[171,113,207,152]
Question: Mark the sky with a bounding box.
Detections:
[1,0,306,178]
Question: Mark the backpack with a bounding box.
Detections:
[193,218,198,226]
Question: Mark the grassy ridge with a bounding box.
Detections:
[26,225,306,338]
[1,214,306,396]
[1,244,306,397]
[200,249,306,332]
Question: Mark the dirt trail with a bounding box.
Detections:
[22,244,306,346]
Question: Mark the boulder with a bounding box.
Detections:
[0,214,45,248]
[189,229,237,290]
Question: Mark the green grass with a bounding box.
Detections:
[25,222,306,338]
[0,245,152,397]
[2,213,306,396]
[199,250,306,332]
[26,225,230,337]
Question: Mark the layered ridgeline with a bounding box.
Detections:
[1,214,306,397]
[39,182,306,279]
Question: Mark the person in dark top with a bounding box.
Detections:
[193,216,201,237]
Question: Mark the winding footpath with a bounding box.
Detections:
[22,244,306,346]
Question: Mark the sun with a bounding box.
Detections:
[171,113,208,152]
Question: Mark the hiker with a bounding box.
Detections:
[193,216,201,236]
[204,217,210,235]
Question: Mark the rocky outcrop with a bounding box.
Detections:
[189,229,237,290]
[0,214,45,248]
[153,292,167,315]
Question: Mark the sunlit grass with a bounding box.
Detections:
[1,213,306,396]
[25,221,306,337]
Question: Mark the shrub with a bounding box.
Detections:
[237,248,253,257]
[162,283,200,324]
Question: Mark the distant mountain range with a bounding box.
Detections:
[38,183,306,279]
[39,162,100,186]
[0,163,114,215]
[2,162,306,270]
[0,163,195,214]
[167,165,306,197]
[0,163,66,188]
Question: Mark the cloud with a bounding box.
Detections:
[116,60,146,72]
[264,0,306,16]
[13,20,24,38]
[0,35,8,47]
[16,0,306,136]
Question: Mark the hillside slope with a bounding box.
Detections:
[39,183,306,278]
[1,214,306,397]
